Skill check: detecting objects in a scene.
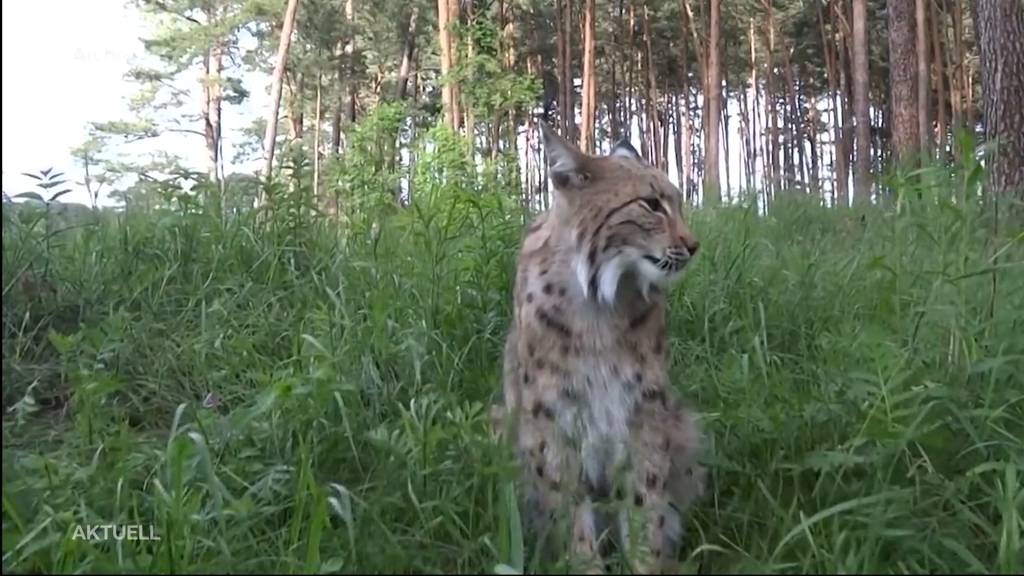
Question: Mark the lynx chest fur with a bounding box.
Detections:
[498,123,706,574]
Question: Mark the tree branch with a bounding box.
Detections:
[142,0,203,25]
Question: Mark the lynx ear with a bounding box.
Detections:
[539,120,590,190]
[610,138,642,162]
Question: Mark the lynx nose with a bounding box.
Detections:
[677,235,699,256]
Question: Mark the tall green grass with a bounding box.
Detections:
[3,160,1022,573]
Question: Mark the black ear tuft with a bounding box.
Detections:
[610,139,642,162]
[539,119,589,190]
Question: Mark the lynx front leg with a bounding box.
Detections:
[518,400,603,573]
[616,450,679,574]
[620,396,702,574]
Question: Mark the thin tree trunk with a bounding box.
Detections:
[395,5,420,101]
[750,18,760,195]
[202,41,224,184]
[931,0,947,155]
[853,0,872,203]
[464,0,475,145]
[948,0,960,128]
[917,0,932,157]
[796,79,808,186]
[767,0,780,197]
[739,85,750,190]
[945,0,962,147]
[622,1,630,142]
[703,0,721,205]
[261,0,302,183]
[783,51,798,190]
[679,0,707,202]
[609,0,624,139]
[437,0,461,131]
[955,0,974,129]
[835,0,851,206]
[331,39,343,154]
[331,0,356,154]
[817,0,836,199]
[581,0,597,153]
[287,70,305,141]
[674,90,685,187]
[682,88,693,202]
[952,0,967,133]
[808,102,821,196]
[314,68,323,207]
[555,0,575,142]
[501,0,518,164]
[662,88,671,171]
[643,3,661,168]
[722,76,731,196]
[676,14,691,197]
[344,0,357,125]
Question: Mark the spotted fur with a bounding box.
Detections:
[494,123,706,574]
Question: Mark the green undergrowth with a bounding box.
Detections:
[3,163,1022,573]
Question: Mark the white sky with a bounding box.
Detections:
[1,0,264,207]
[2,1,143,205]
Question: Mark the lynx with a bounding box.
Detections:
[494,123,706,574]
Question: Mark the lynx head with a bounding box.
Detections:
[539,121,699,305]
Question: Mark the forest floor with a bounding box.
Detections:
[3,179,1022,573]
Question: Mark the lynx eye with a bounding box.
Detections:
[641,197,664,214]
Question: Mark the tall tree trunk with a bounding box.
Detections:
[947,0,962,137]
[643,3,661,168]
[679,16,694,201]
[580,0,597,153]
[682,89,693,202]
[796,79,808,186]
[203,39,224,184]
[818,0,837,200]
[331,40,344,154]
[661,88,671,171]
[976,0,1024,199]
[500,0,518,163]
[679,0,708,194]
[437,0,462,131]
[331,0,356,154]
[767,0,780,197]
[555,0,575,142]
[853,0,872,203]
[703,0,721,205]
[674,90,685,188]
[931,0,947,155]
[464,0,475,145]
[722,85,730,196]
[622,1,630,141]
[917,0,932,156]
[286,70,305,141]
[609,0,624,139]
[783,52,798,190]
[889,0,920,166]
[262,0,302,183]
[749,19,760,195]
[344,0,357,126]
[739,85,750,190]
[200,1,224,189]
[808,103,821,196]
[835,0,851,206]
[952,0,970,133]
[314,68,324,208]
[395,4,420,101]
